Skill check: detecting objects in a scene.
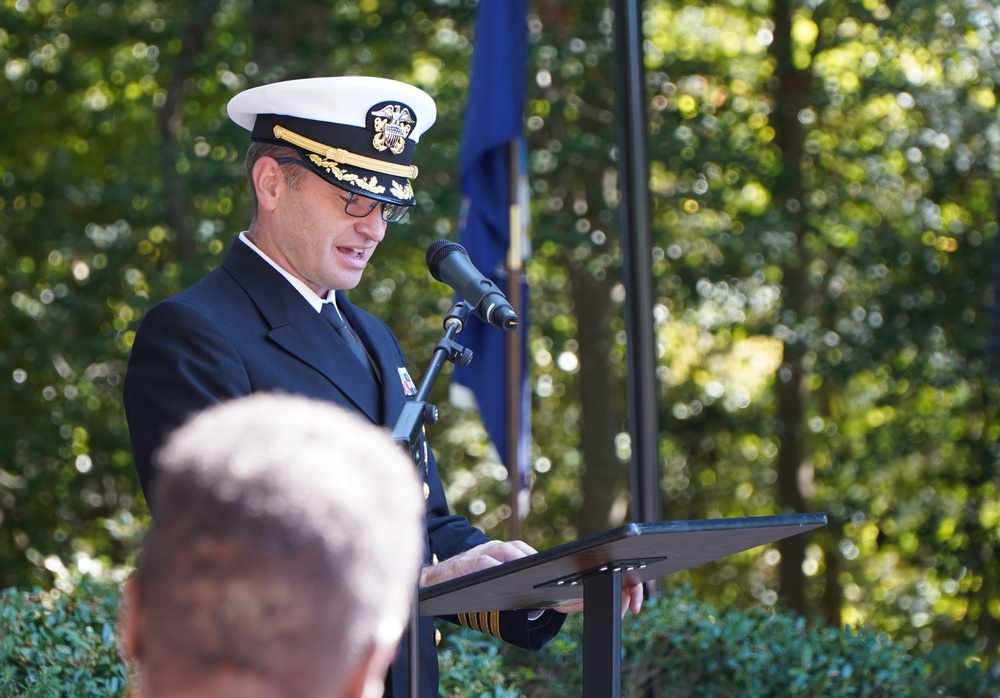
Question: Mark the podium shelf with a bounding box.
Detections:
[419,513,827,616]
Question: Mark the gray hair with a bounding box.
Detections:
[137,393,425,695]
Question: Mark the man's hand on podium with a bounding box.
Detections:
[419,539,539,588]
[551,581,644,618]
[419,540,645,619]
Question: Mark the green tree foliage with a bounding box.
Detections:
[1,0,998,671]
[520,0,1000,661]
[631,0,1000,658]
[0,0,484,590]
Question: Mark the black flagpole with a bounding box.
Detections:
[611,0,662,534]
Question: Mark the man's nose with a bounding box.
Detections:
[357,210,388,242]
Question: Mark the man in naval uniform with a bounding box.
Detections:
[123,76,642,697]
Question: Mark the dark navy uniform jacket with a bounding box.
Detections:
[123,237,565,697]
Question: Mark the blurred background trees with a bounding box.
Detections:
[1,0,998,666]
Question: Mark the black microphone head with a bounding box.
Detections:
[425,240,466,282]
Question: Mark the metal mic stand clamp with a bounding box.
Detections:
[391,300,473,697]
[391,301,473,460]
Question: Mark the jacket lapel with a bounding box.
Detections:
[222,239,382,423]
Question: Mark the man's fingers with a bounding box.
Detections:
[472,554,504,572]
[422,541,533,586]
[471,540,533,563]
[506,539,539,556]
[552,583,644,617]
[552,599,584,614]
[627,583,644,614]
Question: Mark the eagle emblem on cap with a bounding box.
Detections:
[370,104,414,155]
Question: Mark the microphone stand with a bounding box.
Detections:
[391,300,474,698]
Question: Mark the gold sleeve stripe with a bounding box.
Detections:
[457,610,502,638]
[272,125,419,179]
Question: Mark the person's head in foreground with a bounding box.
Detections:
[119,393,426,698]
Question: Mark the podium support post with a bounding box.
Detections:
[583,567,623,697]
[407,599,420,697]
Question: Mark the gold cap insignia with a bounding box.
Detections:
[370,103,414,155]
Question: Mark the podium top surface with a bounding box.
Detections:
[419,513,826,616]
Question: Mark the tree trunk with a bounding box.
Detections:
[157,3,211,263]
[770,0,814,617]
[570,259,627,536]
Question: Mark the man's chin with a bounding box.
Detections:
[330,273,364,292]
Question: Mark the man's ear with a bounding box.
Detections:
[118,574,144,667]
[252,156,286,213]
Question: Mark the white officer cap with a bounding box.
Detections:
[227,76,437,206]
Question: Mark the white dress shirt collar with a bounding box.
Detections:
[238,231,335,312]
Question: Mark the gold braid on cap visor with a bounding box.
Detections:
[272,125,419,179]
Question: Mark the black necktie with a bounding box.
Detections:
[320,303,375,377]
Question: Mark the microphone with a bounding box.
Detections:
[425,240,518,331]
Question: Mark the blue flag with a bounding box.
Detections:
[453,0,530,485]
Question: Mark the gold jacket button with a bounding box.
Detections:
[434,628,442,646]
[423,482,430,499]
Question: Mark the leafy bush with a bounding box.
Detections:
[439,585,1000,698]
[2,578,996,697]
[0,577,129,697]
[438,633,523,697]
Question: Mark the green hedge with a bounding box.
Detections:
[2,578,996,697]
[438,586,999,697]
[0,578,130,697]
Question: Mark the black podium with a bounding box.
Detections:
[420,513,826,697]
